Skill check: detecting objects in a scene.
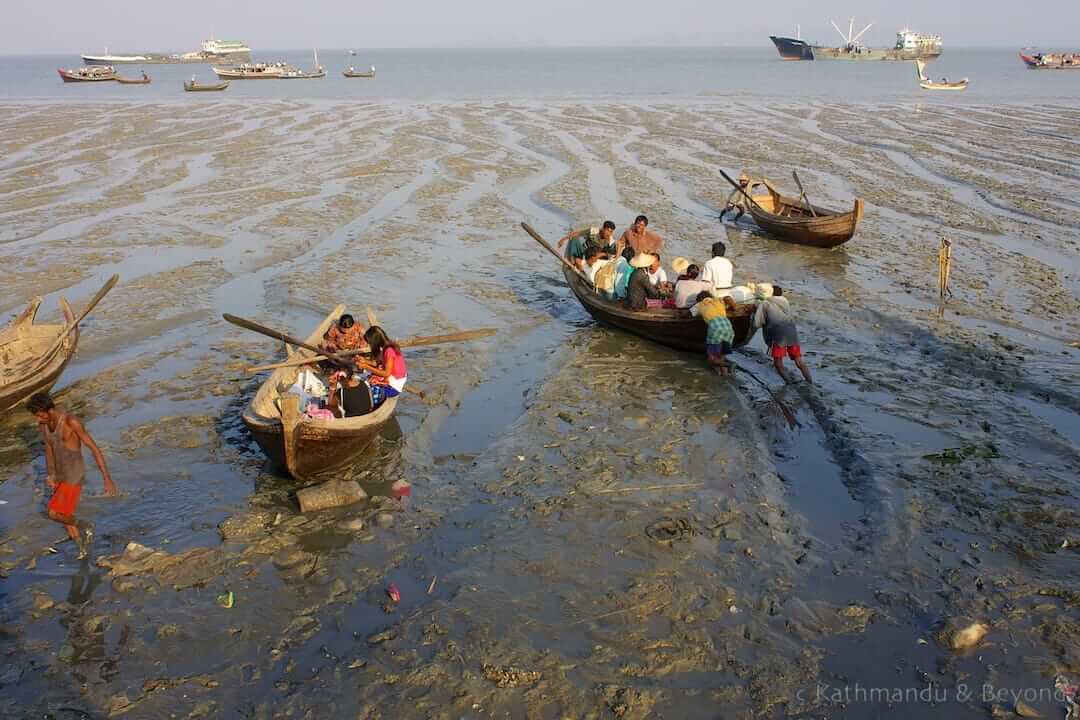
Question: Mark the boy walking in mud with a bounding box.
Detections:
[26,393,116,559]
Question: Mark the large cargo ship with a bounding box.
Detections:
[82,37,251,65]
[813,19,942,61]
[769,27,817,60]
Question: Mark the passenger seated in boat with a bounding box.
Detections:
[354,326,407,408]
[611,246,636,301]
[624,253,662,311]
[701,241,734,296]
[753,285,813,385]
[559,220,617,269]
[672,257,691,281]
[647,253,669,287]
[326,372,373,418]
[321,314,366,354]
[691,292,737,376]
[584,246,611,285]
[673,264,712,308]
[618,215,664,255]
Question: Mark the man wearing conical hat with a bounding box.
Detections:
[719,172,752,222]
[624,253,662,311]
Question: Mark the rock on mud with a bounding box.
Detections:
[939,620,990,651]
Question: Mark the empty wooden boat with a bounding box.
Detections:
[241,304,398,479]
[743,176,863,248]
[343,65,376,78]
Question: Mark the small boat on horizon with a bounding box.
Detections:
[116,72,151,85]
[343,65,376,78]
[57,66,118,82]
[184,78,230,92]
[915,59,968,90]
[214,50,325,80]
[1019,49,1080,69]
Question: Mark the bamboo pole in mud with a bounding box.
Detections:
[939,237,953,301]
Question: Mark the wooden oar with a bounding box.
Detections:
[366,306,379,328]
[717,169,764,211]
[244,328,497,373]
[520,222,595,289]
[224,313,428,398]
[792,170,817,217]
[39,275,119,361]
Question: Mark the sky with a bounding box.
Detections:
[2,0,1075,54]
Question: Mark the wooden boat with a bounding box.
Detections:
[116,73,151,85]
[213,62,292,79]
[343,65,376,78]
[0,298,78,413]
[57,66,117,82]
[281,49,326,79]
[1019,49,1080,69]
[184,79,229,92]
[744,177,863,248]
[241,304,398,479]
[916,59,968,90]
[562,266,756,352]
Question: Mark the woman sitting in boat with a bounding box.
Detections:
[321,314,366,354]
[354,326,407,408]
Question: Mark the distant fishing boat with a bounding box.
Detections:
[116,72,151,85]
[216,50,325,79]
[349,49,357,56]
[915,59,968,90]
[184,78,229,92]
[1019,49,1080,69]
[57,66,117,82]
[343,65,376,78]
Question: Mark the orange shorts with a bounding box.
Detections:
[770,343,802,360]
[47,482,82,517]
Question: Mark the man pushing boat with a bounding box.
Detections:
[26,392,116,559]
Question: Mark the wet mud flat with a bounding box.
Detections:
[0,99,1078,719]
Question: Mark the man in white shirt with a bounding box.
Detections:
[647,253,668,286]
[700,241,734,294]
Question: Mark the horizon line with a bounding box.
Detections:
[0,43,1044,57]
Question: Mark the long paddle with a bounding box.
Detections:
[733,364,798,428]
[791,170,817,217]
[520,222,595,290]
[223,313,425,398]
[38,275,119,362]
[718,169,764,211]
[244,328,498,373]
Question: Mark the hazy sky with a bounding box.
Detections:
[3,0,1075,53]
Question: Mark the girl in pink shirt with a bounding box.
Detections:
[357,326,407,407]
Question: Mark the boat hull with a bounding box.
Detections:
[815,47,941,61]
[0,299,78,413]
[769,36,816,60]
[562,267,756,353]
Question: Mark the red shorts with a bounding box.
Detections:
[770,343,802,360]
[47,482,82,517]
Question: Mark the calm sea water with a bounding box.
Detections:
[0,47,1076,102]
